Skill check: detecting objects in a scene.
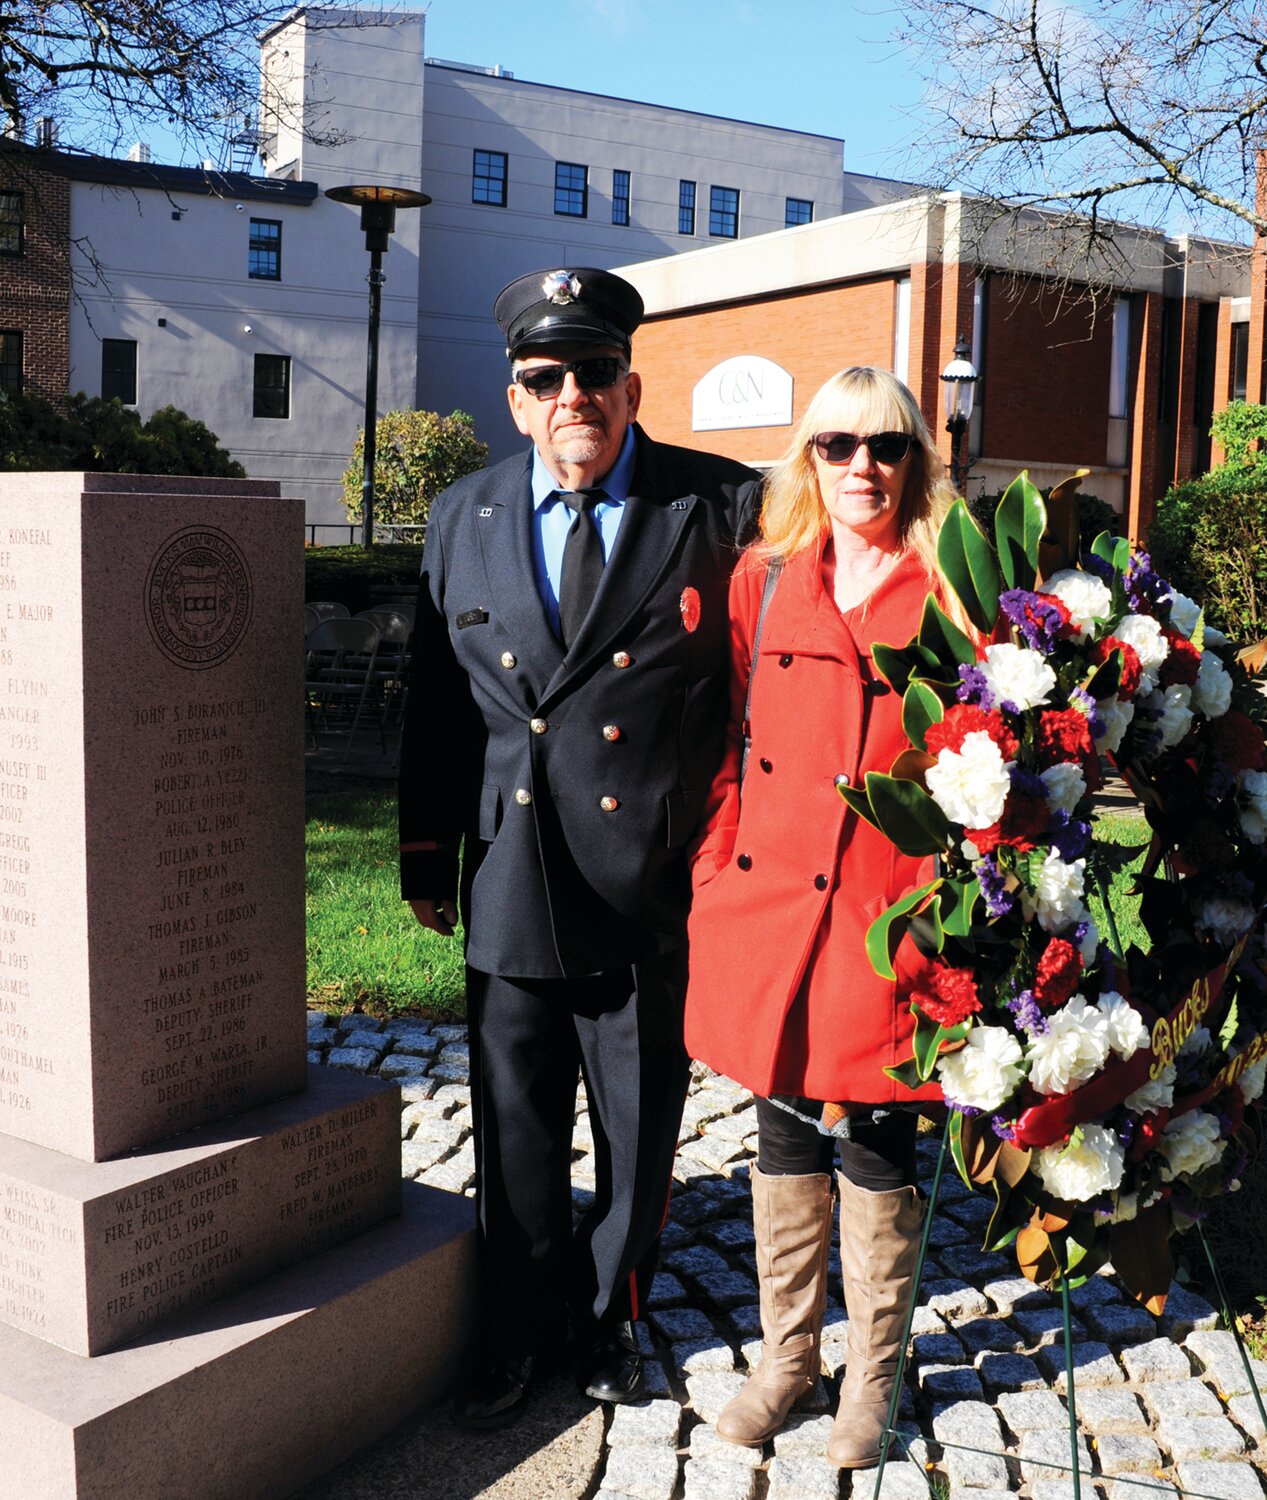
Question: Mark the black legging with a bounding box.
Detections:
[755,1096,918,1192]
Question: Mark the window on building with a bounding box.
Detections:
[0,192,24,257]
[612,169,631,226]
[472,149,508,206]
[253,353,290,419]
[0,331,22,393]
[678,180,696,235]
[101,339,137,404]
[1231,321,1250,404]
[709,186,739,239]
[248,218,282,280]
[785,197,813,227]
[554,162,588,217]
[1108,297,1130,419]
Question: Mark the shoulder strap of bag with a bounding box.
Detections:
[739,555,784,789]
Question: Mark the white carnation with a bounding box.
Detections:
[1165,589,1202,639]
[1024,852,1086,934]
[1040,762,1087,816]
[1076,906,1099,964]
[1125,1063,1175,1115]
[1236,769,1267,846]
[1191,651,1232,720]
[1096,990,1149,1059]
[1158,1109,1226,1182]
[1204,624,1229,647]
[1027,993,1112,1095]
[1239,1057,1266,1104]
[925,731,1011,830]
[1033,1123,1125,1202]
[1179,1024,1212,1060]
[978,642,1057,711]
[1094,697,1134,755]
[1044,569,1113,642]
[1193,898,1255,947]
[1112,613,1169,693]
[1152,685,1194,750]
[936,1025,1024,1113]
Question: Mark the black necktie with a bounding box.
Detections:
[558,489,605,648]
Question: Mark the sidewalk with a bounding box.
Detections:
[294,1016,1267,1500]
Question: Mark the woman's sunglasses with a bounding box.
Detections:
[810,431,912,465]
[514,357,627,400]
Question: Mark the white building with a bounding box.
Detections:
[48,5,913,531]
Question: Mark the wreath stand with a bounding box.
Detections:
[866,1116,1267,1500]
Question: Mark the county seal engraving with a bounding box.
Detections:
[145,527,252,670]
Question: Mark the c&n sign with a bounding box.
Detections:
[692,355,793,432]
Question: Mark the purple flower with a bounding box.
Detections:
[975,854,1016,917]
[990,1114,1017,1141]
[956,662,993,709]
[1000,588,1067,654]
[1051,810,1092,862]
[1169,1183,1210,1223]
[1124,551,1170,613]
[1080,551,1115,586]
[948,1099,984,1117]
[1069,687,1105,740]
[1007,988,1048,1035]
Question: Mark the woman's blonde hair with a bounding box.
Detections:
[758,366,960,585]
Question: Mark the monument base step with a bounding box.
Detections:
[0,1181,474,1500]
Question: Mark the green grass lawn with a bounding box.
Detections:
[305,770,465,1018]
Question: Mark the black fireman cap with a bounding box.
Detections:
[495,267,644,360]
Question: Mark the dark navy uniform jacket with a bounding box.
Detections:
[399,425,760,979]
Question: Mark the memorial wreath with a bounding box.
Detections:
[846,473,1267,1312]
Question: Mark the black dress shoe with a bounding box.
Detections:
[579,1321,645,1403]
[453,1353,535,1430]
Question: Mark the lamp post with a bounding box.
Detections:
[324,183,430,547]
[940,334,979,496]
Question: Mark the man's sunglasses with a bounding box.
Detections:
[810,431,913,465]
[514,357,627,400]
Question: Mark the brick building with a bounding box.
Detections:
[618,194,1250,542]
[0,150,70,403]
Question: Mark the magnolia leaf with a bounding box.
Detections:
[949,1109,970,1188]
[906,903,946,958]
[909,1003,969,1082]
[889,747,936,786]
[873,639,944,697]
[901,682,946,754]
[1082,648,1122,702]
[995,1140,1034,1190]
[837,780,882,831]
[994,471,1046,592]
[1110,1203,1174,1316]
[865,771,951,857]
[883,1057,926,1089]
[937,499,1002,636]
[1091,530,1117,565]
[959,1111,1004,1185]
[938,875,980,937]
[917,594,979,672]
[1036,470,1087,582]
[1219,997,1241,1052]
[1037,1203,1073,1235]
[865,878,941,980]
[1017,1218,1059,1285]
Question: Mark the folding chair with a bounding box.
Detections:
[304,617,384,761]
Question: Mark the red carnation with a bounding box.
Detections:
[1033,937,1082,1009]
[1033,707,1096,772]
[926,703,1019,761]
[1159,629,1201,689]
[913,962,983,1028]
[1036,592,1073,635]
[967,787,1050,854]
[1092,636,1142,699]
[1209,710,1266,774]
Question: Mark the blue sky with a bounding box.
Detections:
[417,0,930,181]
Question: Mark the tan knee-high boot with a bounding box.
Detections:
[715,1166,833,1447]
[827,1173,924,1469]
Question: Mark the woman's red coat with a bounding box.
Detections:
[685,538,943,1105]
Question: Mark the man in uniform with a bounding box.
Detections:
[399,266,758,1427]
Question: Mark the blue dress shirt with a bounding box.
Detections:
[530,427,636,638]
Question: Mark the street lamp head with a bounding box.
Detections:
[940,333,978,425]
[325,183,431,251]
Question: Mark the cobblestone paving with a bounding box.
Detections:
[310,1010,1267,1500]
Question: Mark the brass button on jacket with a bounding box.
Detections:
[612,651,632,669]
[530,718,548,735]
[602,725,622,742]
[514,788,532,806]
[599,796,619,812]
[500,651,516,669]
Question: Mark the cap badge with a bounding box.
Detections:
[679,587,701,634]
[542,270,582,305]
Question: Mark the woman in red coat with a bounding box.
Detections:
[685,367,960,1466]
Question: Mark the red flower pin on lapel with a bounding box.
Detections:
[679,586,700,633]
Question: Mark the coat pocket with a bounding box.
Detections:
[478,783,502,842]
[664,788,694,849]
